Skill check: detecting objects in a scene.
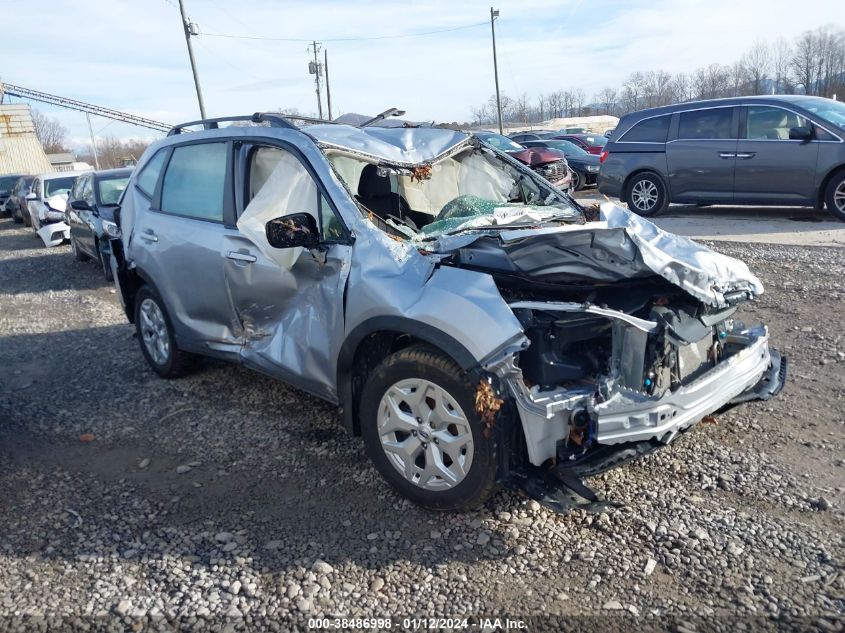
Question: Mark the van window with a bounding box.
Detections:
[136,149,168,198]
[620,115,670,142]
[161,143,228,222]
[746,106,809,140]
[678,108,733,140]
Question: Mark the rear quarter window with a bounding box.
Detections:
[136,149,168,197]
[620,115,671,143]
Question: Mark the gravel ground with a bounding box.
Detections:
[0,216,843,632]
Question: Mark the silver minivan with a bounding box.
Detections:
[110,112,785,511]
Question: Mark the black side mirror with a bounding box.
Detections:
[788,126,813,141]
[70,199,91,211]
[266,213,320,249]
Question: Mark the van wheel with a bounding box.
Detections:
[825,170,845,222]
[134,285,200,378]
[360,344,498,511]
[625,172,668,217]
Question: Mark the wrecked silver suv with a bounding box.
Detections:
[110,112,786,511]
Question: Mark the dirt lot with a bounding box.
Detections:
[0,214,843,632]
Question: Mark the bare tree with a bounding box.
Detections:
[597,87,618,115]
[572,88,585,115]
[771,37,793,93]
[741,41,770,94]
[792,29,819,94]
[31,109,69,153]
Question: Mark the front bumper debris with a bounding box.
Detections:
[36,222,70,247]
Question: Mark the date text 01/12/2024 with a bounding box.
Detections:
[307,617,527,630]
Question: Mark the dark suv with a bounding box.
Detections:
[598,95,845,220]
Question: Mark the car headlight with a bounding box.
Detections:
[102,219,121,238]
[587,165,600,173]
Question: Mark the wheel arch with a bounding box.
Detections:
[818,163,845,209]
[623,168,670,201]
[336,317,479,437]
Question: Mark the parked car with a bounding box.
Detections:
[520,138,601,191]
[66,168,132,280]
[0,173,26,215]
[598,95,845,219]
[508,131,554,144]
[26,172,86,246]
[474,131,571,191]
[554,133,608,155]
[5,175,34,222]
[111,113,784,511]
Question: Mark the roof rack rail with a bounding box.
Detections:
[167,112,300,136]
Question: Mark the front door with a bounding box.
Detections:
[733,105,820,204]
[666,106,738,204]
[132,140,240,357]
[222,143,352,401]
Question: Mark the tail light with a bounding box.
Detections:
[599,150,609,164]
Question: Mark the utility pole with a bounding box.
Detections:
[308,41,323,120]
[85,112,100,170]
[177,0,207,119]
[490,7,503,134]
[324,49,332,121]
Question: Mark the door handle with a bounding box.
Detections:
[226,250,257,263]
[139,230,158,242]
[719,152,737,159]
[736,152,756,159]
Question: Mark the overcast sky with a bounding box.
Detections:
[1,0,840,147]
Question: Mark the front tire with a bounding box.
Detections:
[360,344,498,511]
[825,169,845,222]
[134,285,200,378]
[625,172,669,217]
[97,240,114,281]
[571,169,583,192]
[71,234,89,261]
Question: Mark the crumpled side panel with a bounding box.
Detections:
[600,203,764,307]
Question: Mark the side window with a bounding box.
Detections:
[816,127,837,141]
[678,108,733,140]
[621,115,670,142]
[136,148,167,198]
[160,142,228,222]
[246,146,344,240]
[69,177,82,201]
[746,106,809,140]
[82,177,94,204]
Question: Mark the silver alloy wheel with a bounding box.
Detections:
[571,170,581,192]
[139,298,170,366]
[377,378,474,491]
[835,181,845,213]
[631,178,659,211]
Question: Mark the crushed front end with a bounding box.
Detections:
[437,204,787,510]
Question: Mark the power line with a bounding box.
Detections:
[199,20,488,43]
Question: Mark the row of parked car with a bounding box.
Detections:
[0,168,132,278]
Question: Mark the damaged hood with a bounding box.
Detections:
[431,202,763,309]
[306,124,470,165]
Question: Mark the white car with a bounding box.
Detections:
[26,171,89,246]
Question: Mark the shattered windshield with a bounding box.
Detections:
[327,142,582,241]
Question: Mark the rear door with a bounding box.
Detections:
[666,106,738,203]
[221,142,353,401]
[131,140,240,357]
[733,105,819,204]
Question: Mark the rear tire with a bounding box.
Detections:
[360,344,498,511]
[825,169,845,222]
[134,285,200,378]
[625,172,669,217]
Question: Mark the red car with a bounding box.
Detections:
[474,131,571,191]
[553,133,608,155]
